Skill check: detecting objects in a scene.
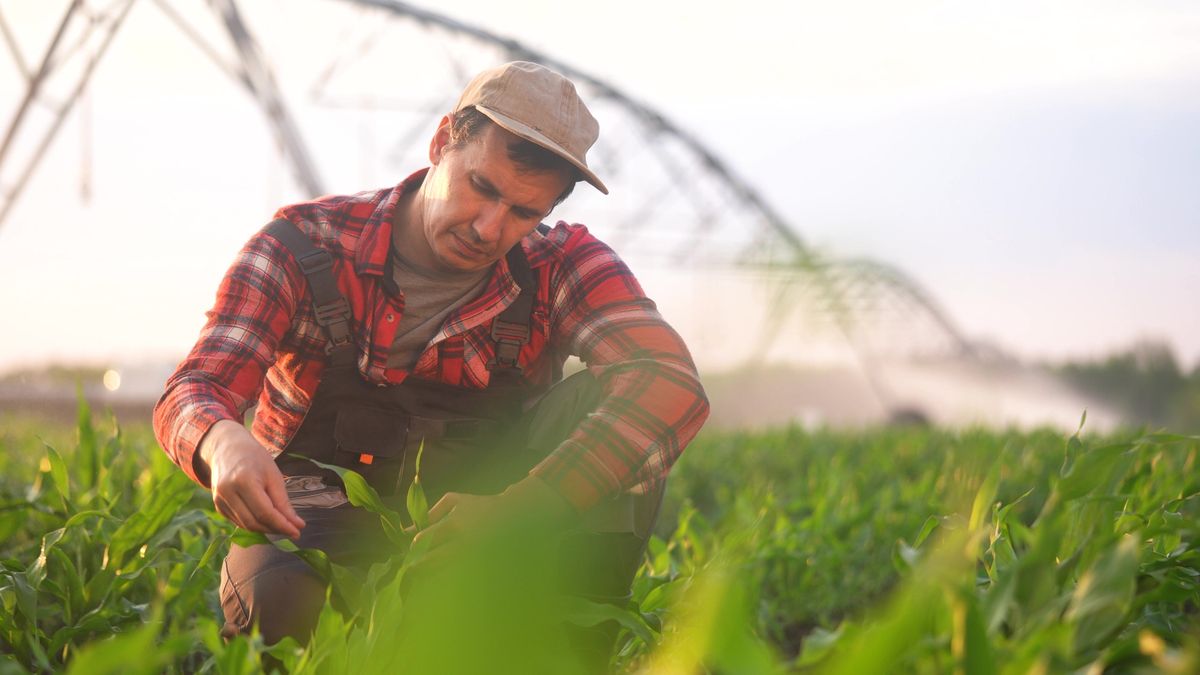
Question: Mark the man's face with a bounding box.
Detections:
[413,119,573,274]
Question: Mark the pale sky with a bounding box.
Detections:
[1,0,1198,374]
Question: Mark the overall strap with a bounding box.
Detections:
[264,218,356,368]
[488,236,539,378]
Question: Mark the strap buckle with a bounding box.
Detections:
[313,296,351,327]
[491,319,530,344]
[295,249,333,275]
[489,319,529,371]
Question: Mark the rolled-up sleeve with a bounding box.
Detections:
[153,228,300,487]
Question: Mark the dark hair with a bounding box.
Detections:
[448,106,578,205]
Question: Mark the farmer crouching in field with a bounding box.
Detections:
[153,62,709,670]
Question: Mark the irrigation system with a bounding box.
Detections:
[0,0,995,416]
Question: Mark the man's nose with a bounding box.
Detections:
[471,202,506,243]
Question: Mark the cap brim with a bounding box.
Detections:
[475,105,609,195]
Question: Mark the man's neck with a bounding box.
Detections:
[391,183,428,267]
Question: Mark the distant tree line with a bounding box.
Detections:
[1055,339,1200,433]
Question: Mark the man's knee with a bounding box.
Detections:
[521,370,601,449]
[220,544,329,645]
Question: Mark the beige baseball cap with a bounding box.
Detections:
[454,61,609,195]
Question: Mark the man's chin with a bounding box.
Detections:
[434,251,492,274]
[442,236,496,270]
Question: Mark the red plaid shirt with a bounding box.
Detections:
[153,170,709,511]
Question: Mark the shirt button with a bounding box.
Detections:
[385,313,395,323]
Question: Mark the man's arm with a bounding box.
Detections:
[153,227,309,536]
[532,225,710,512]
[415,227,707,550]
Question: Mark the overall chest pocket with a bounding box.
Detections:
[332,405,409,492]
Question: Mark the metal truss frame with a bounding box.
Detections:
[0,0,135,225]
[0,0,323,230]
[0,0,987,416]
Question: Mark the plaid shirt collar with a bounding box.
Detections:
[353,168,423,278]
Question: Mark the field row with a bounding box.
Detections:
[1,406,1197,673]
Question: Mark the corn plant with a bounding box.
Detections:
[1,403,1197,673]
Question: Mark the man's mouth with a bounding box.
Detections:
[453,233,490,259]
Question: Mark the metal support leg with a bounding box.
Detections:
[0,0,135,231]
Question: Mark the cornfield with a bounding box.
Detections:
[1,401,1197,673]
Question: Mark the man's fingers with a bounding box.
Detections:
[212,493,235,524]
[216,493,267,535]
[428,492,460,524]
[411,518,438,550]
[409,538,453,572]
[239,483,302,539]
[412,515,456,552]
[263,471,306,530]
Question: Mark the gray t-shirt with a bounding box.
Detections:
[386,246,491,370]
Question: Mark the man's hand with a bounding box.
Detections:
[411,475,574,553]
[200,419,306,539]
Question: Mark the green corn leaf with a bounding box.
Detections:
[1057,442,1134,501]
[0,653,29,675]
[414,437,426,476]
[24,632,52,674]
[46,547,83,622]
[47,613,120,663]
[794,624,844,667]
[26,528,67,590]
[61,609,176,675]
[62,510,117,529]
[205,630,256,675]
[263,636,305,674]
[97,434,122,501]
[233,528,335,586]
[306,601,355,671]
[329,561,365,612]
[285,545,333,585]
[77,409,99,495]
[82,569,115,609]
[230,529,270,548]
[563,595,659,648]
[42,445,70,506]
[74,394,96,475]
[1144,432,1200,443]
[956,593,997,675]
[103,471,195,571]
[913,515,941,549]
[982,563,1018,633]
[970,462,1001,531]
[891,540,920,573]
[407,476,429,531]
[2,571,37,629]
[188,535,228,583]
[408,439,430,530]
[145,510,213,552]
[1066,534,1139,654]
[304,458,409,547]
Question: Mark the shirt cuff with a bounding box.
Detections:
[170,405,237,489]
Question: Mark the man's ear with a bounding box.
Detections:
[429,115,453,165]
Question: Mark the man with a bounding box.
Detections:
[153,61,709,663]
